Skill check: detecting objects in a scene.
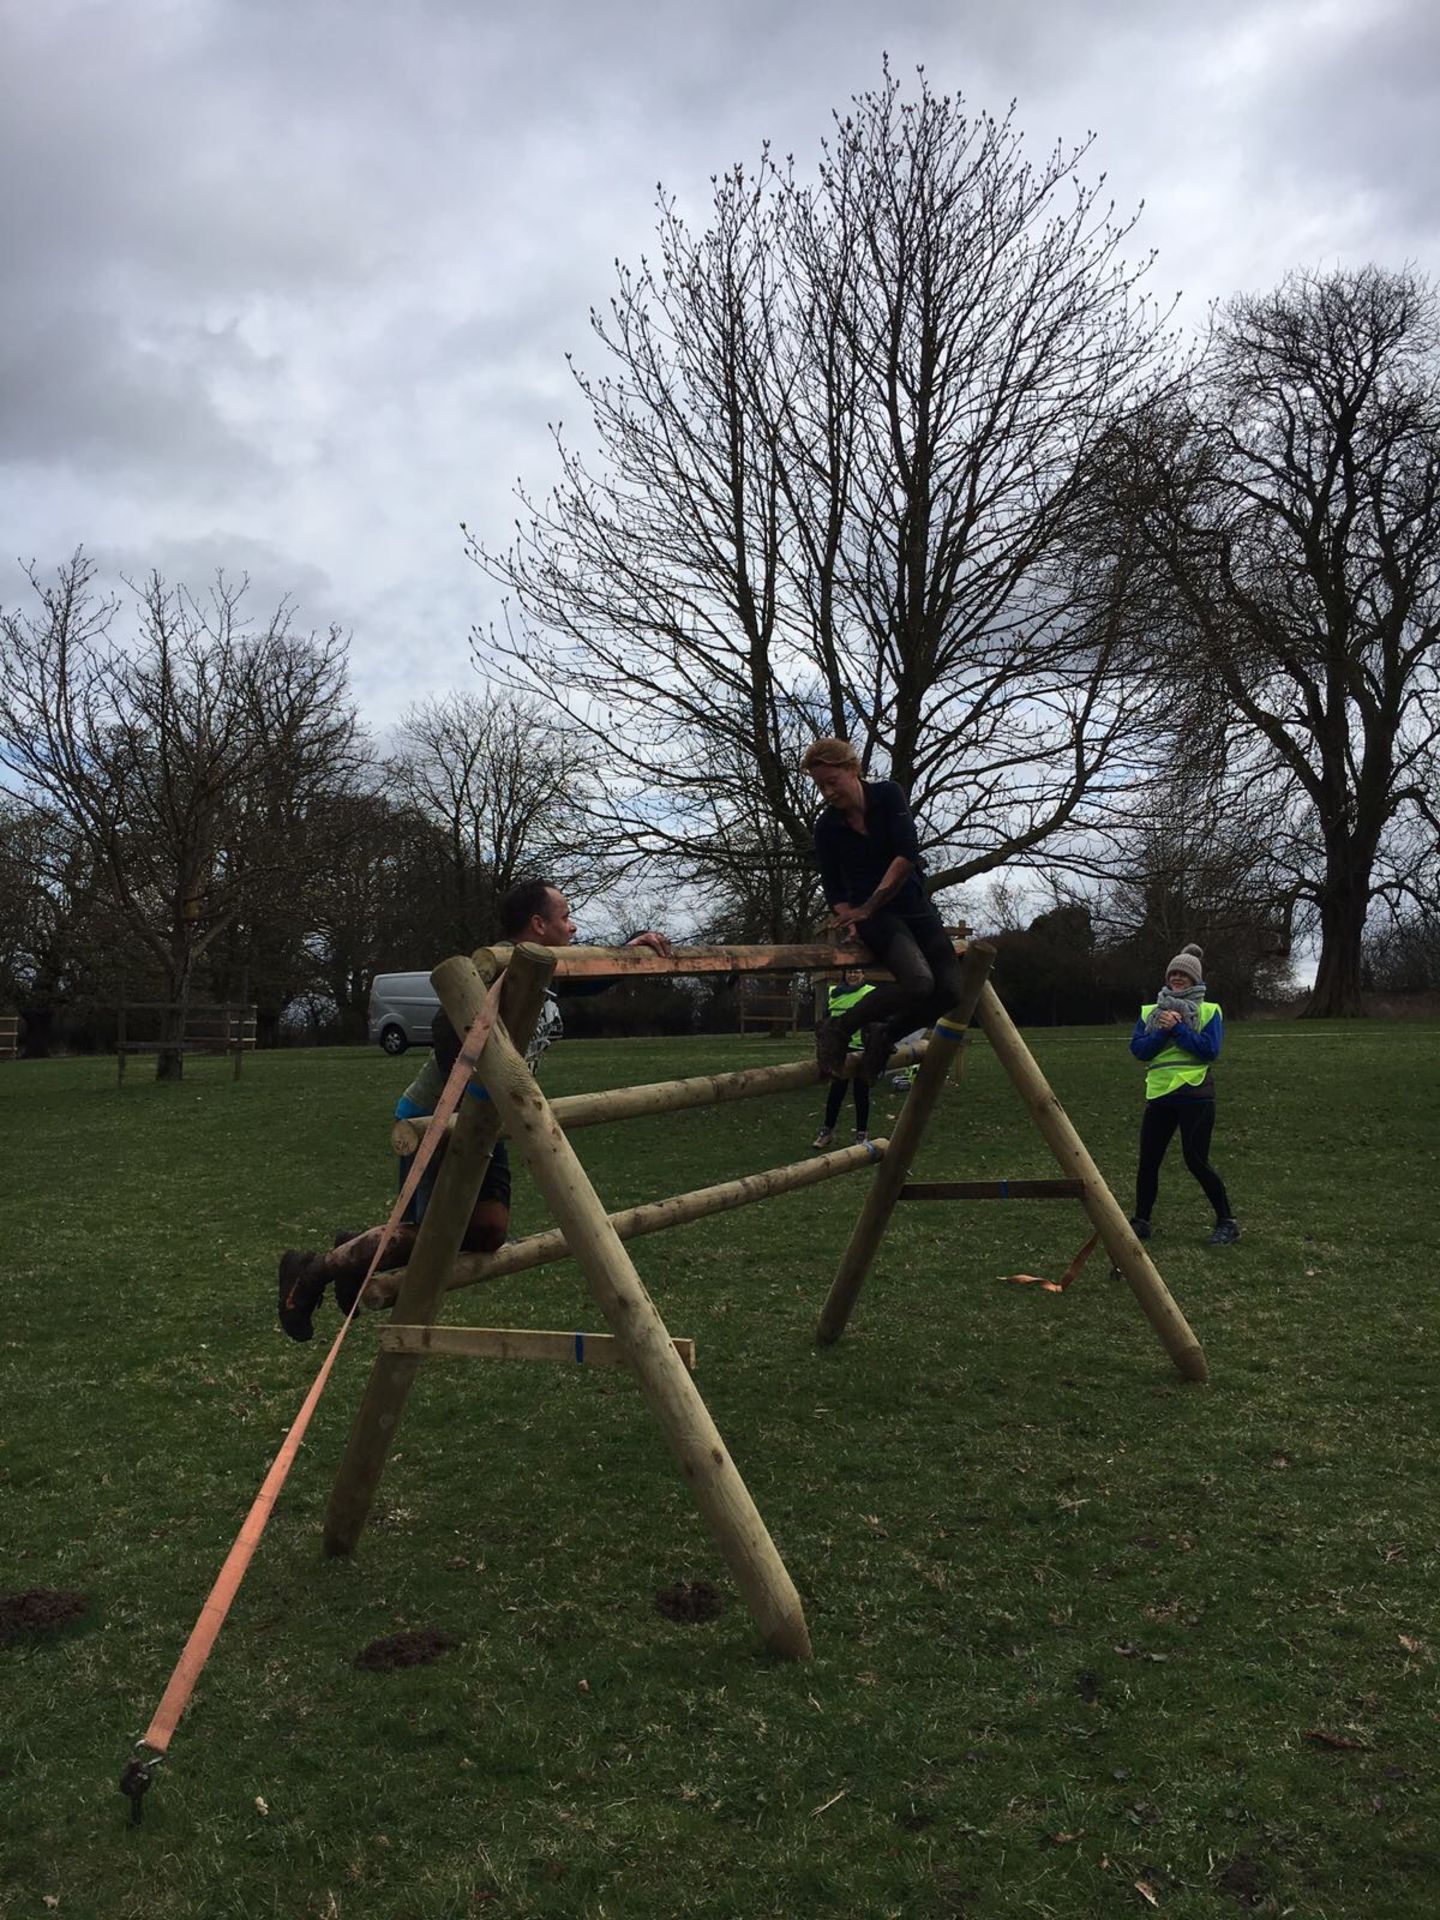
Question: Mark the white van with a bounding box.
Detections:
[368,972,441,1055]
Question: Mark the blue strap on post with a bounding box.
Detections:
[574,1332,585,1364]
[1000,1178,1009,1199]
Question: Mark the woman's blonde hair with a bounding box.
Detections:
[801,736,861,774]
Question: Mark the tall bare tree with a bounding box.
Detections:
[1112,267,1440,1016]
[0,553,366,1076]
[470,71,1181,935]
[388,689,602,948]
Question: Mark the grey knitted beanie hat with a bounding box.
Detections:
[1164,942,1204,985]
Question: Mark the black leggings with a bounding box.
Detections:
[1135,1095,1232,1222]
[830,909,965,1044]
[823,1075,871,1132]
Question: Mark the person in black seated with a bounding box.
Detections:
[276,879,670,1340]
[803,736,964,1084]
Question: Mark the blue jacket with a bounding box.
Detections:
[1130,1001,1224,1099]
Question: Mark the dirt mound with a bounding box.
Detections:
[354,1625,459,1671]
[0,1589,90,1644]
[654,1579,723,1624]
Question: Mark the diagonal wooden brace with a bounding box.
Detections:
[435,945,813,1662]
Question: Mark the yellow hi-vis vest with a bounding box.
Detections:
[1139,1000,1221,1100]
[827,980,874,1053]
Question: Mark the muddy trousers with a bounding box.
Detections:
[831,909,965,1046]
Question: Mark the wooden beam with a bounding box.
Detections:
[973,983,1208,1384]
[479,939,967,980]
[380,1325,696,1370]
[816,943,998,1346]
[363,1136,889,1307]
[389,1041,930,1155]
[900,1179,1084,1201]
[440,946,813,1663]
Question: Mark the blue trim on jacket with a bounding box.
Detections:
[1129,1009,1224,1063]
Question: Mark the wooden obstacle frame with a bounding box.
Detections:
[0,1012,18,1062]
[736,976,806,1035]
[324,938,1206,1665]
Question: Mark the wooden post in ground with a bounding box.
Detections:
[816,944,997,1347]
[436,945,813,1663]
[322,947,547,1556]
[233,970,249,1081]
[973,982,1208,1384]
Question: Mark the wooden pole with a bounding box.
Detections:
[380,1325,697,1370]
[322,948,550,1557]
[438,946,813,1662]
[363,1137,889,1307]
[816,943,997,1347]
[973,982,1208,1384]
[233,969,249,1082]
[389,1042,930,1155]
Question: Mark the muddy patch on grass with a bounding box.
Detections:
[654,1579,723,1624]
[354,1626,459,1671]
[0,1589,90,1644]
[1214,1853,1270,1907]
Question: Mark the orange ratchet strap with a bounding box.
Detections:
[120,974,505,1819]
[1005,1231,1101,1294]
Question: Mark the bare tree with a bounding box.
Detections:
[469,70,1181,934]
[1113,267,1440,1016]
[0,554,366,1076]
[388,689,602,948]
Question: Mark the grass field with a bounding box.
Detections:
[3,1019,1438,1919]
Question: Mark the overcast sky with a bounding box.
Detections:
[4,0,1437,739]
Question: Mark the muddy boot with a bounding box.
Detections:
[277,1250,326,1342]
[815,1017,850,1078]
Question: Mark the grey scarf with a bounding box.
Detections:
[1145,979,1206,1034]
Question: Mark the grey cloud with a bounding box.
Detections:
[0,303,276,479]
[0,0,1434,734]
[1258,1,1440,242]
[86,532,342,629]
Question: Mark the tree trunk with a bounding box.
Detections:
[1304,873,1369,1018]
[19,1004,55,1059]
[155,960,190,1080]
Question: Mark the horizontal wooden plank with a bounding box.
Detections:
[379,1325,696,1370]
[480,939,966,981]
[899,1179,1085,1201]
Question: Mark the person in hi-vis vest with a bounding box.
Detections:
[812,968,874,1149]
[1128,942,1241,1246]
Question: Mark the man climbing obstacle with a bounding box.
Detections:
[276,880,671,1340]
